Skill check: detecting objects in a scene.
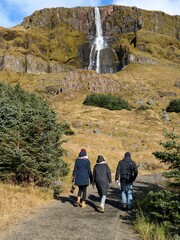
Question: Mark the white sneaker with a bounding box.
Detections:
[100,204,104,213]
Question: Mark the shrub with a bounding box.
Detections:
[135,129,180,239]
[153,129,180,188]
[166,99,180,113]
[0,83,70,187]
[83,93,132,110]
[140,190,180,235]
[152,129,180,235]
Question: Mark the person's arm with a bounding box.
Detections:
[88,161,93,184]
[107,165,112,183]
[72,159,78,180]
[132,161,138,181]
[115,161,120,182]
[92,166,96,185]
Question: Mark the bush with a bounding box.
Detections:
[153,129,180,188]
[135,129,180,239]
[0,83,70,187]
[166,99,180,113]
[141,190,180,235]
[83,93,132,110]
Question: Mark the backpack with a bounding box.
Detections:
[122,160,134,182]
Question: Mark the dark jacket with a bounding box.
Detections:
[93,155,112,196]
[73,156,92,186]
[115,152,138,183]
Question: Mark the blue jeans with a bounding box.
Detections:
[120,181,133,206]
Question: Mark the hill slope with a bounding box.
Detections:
[0,5,179,175]
[0,63,179,175]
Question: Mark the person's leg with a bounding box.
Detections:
[74,186,82,206]
[100,195,106,212]
[101,195,106,206]
[78,186,83,197]
[127,183,133,209]
[81,185,87,208]
[82,185,87,201]
[121,181,127,208]
[96,184,102,199]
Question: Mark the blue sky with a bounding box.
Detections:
[0,0,179,28]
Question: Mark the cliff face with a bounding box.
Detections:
[22,5,179,38]
[0,5,179,74]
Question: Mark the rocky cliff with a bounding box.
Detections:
[0,5,179,74]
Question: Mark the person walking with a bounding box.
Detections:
[115,152,138,210]
[72,148,92,208]
[92,155,112,213]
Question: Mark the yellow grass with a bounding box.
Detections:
[1,63,179,178]
[0,61,179,232]
[134,215,172,240]
[0,183,53,231]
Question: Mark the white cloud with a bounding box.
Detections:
[0,0,179,28]
[112,0,180,16]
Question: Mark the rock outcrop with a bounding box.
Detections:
[22,5,179,39]
[0,5,179,74]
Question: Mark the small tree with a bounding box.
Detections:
[143,129,180,235]
[135,129,180,238]
[0,83,71,186]
[153,128,180,187]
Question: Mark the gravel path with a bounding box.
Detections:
[0,173,163,240]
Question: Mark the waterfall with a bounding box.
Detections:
[88,7,106,73]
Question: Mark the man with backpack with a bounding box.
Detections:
[115,152,138,210]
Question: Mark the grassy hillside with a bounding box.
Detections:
[0,6,179,234]
[0,62,179,178]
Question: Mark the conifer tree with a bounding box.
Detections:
[0,83,70,186]
[145,129,180,235]
[153,128,180,187]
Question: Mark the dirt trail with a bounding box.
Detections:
[0,173,163,240]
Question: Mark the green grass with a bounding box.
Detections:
[134,215,172,240]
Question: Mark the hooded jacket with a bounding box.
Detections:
[115,152,138,183]
[73,149,92,186]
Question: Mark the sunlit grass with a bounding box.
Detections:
[0,55,179,234]
[0,183,53,231]
[134,215,172,240]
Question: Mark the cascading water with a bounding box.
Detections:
[88,7,107,73]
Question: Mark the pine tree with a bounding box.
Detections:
[0,83,70,186]
[153,128,180,187]
[145,129,180,235]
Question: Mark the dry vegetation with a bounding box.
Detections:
[0,183,52,231]
[1,62,179,176]
[0,56,179,233]
[0,6,179,236]
[51,63,179,175]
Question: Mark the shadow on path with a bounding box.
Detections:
[56,173,164,214]
[0,174,163,240]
